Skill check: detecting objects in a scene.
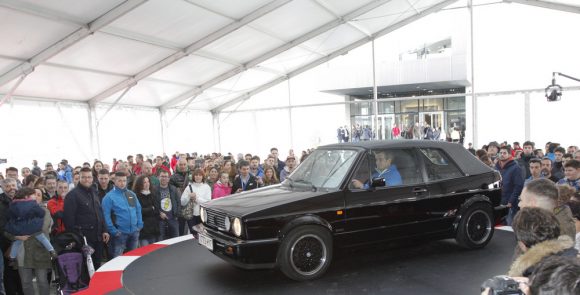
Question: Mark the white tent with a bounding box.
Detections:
[1,0,579,168]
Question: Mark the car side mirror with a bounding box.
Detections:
[371,177,386,188]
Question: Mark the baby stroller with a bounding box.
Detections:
[51,232,90,294]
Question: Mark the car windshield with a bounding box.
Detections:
[284,149,359,190]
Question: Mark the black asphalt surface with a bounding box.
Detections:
[112,230,516,295]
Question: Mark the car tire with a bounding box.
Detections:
[277,225,333,281]
[456,202,494,249]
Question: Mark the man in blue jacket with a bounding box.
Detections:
[495,146,524,225]
[102,172,143,258]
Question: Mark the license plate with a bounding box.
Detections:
[198,233,213,251]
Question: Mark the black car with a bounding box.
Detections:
[198,140,505,281]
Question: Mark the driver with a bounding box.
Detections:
[351,150,402,189]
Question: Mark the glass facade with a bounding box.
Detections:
[349,94,466,141]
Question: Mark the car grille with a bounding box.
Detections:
[206,208,227,230]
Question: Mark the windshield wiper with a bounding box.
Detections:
[294,179,317,192]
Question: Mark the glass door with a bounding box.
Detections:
[419,111,444,139]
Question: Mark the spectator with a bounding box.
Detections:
[22,174,38,189]
[249,156,264,178]
[170,158,190,195]
[539,157,559,183]
[528,256,580,295]
[212,173,232,200]
[133,176,159,247]
[221,160,236,184]
[152,156,171,176]
[279,156,297,182]
[42,175,57,202]
[47,180,68,236]
[7,188,54,295]
[133,154,144,176]
[102,172,143,258]
[141,161,159,187]
[495,146,523,225]
[517,141,535,180]
[31,160,42,177]
[91,160,104,181]
[56,161,73,185]
[155,170,180,241]
[551,147,566,180]
[95,168,113,202]
[391,124,400,139]
[260,166,279,187]
[508,207,577,278]
[231,160,258,194]
[567,200,580,250]
[180,169,211,237]
[20,167,31,180]
[63,167,109,267]
[5,187,57,268]
[487,141,500,163]
[270,147,286,175]
[519,179,576,241]
[524,158,543,184]
[554,184,577,243]
[205,166,219,192]
[557,159,580,190]
[575,150,580,161]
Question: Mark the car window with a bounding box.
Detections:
[350,149,421,188]
[420,148,463,181]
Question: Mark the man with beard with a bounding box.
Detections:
[540,158,560,183]
[64,168,110,267]
[495,146,524,225]
[95,169,113,202]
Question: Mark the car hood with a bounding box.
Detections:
[204,185,329,217]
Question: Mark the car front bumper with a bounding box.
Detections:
[198,224,280,270]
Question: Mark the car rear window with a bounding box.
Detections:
[420,148,463,181]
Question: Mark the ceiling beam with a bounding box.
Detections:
[211,0,459,112]
[161,0,391,109]
[311,0,372,37]
[504,0,580,14]
[88,0,293,105]
[0,0,147,88]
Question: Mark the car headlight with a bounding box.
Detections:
[200,207,207,224]
[224,216,231,231]
[233,217,242,237]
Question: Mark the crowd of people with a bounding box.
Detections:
[0,147,307,295]
[476,140,580,295]
[0,138,579,295]
[337,122,464,143]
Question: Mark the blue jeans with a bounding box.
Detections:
[159,219,179,241]
[139,237,158,247]
[112,232,139,258]
[10,234,54,258]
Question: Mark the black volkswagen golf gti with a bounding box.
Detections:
[198,140,505,281]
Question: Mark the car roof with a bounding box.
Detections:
[320,140,493,176]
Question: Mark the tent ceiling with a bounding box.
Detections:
[1,0,578,110]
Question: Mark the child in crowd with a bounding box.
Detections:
[5,187,57,267]
[212,173,231,199]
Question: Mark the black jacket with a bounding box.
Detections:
[136,192,160,239]
[63,184,106,242]
[94,181,114,202]
[231,175,258,194]
[0,193,11,249]
[153,184,180,219]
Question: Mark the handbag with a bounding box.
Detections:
[180,184,195,220]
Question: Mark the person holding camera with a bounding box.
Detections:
[508,207,577,278]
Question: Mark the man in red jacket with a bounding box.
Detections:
[47,180,68,236]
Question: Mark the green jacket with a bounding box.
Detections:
[19,207,52,269]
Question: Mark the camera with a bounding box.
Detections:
[481,276,524,295]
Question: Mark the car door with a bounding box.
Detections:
[339,148,429,247]
[417,147,467,233]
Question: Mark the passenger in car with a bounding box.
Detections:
[351,151,402,189]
